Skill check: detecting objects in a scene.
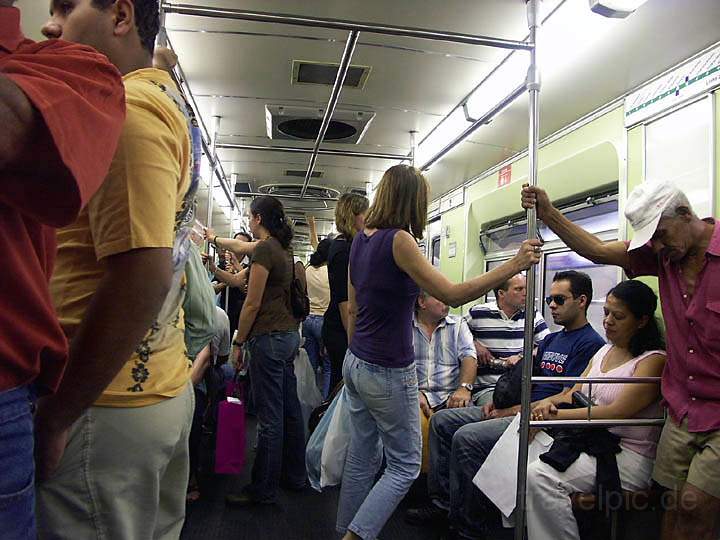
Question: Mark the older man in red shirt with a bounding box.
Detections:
[0,2,125,538]
[523,179,720,540]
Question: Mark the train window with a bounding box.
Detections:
[481,198,617,255]
[431,236,441,267]
[646,97,713,217]
[543,250,618,335]
[484,258,509,302]
[538,199,618,242]
[482,223,527,254]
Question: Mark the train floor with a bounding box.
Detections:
[181,417,661,540]
[180,416,448,540]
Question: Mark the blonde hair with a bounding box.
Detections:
[364,164,429,240]
[335,192,369,239]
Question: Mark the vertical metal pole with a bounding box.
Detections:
[206,115,221,263]
[206,116,221,231]
[157,6,168,48]
[225,171,239,313]
[514,2,540,539]
[410,130,418,167]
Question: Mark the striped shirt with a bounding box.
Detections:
[465,302,550,391]
[413,315,477,408]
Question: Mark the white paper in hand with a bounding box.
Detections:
[472,414,554,518]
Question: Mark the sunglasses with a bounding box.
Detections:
[545,294,572,306]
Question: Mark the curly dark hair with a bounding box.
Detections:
[93,0,160,55]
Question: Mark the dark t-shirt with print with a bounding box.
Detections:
[249,237,297,338]
[531,323,606,401]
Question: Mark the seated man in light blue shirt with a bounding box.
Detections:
[413,291,478,471]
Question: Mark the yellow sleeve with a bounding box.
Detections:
[88,83,185,260]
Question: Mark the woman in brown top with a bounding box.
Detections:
[225,195,306,505]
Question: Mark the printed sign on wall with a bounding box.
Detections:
[498,165,512,187]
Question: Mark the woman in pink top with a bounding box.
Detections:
[526,280,666,540]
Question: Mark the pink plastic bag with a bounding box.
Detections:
[215,396,246,474]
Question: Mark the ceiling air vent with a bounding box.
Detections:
[292,60,371,89]
[286,169,323,179]
[266,105,375,144]
[234,181,252,194]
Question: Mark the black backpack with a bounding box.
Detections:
[290,259,310,321]
[493,358,537,409]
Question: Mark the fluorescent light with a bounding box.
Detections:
[200,154,212,186]
[541,1,623,73]
[415,107,472,168]
[589,0,649,18]
[465,52,529,120]
[416,0,627,170]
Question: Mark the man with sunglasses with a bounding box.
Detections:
[407,270,604,540]
[523,180,720,540]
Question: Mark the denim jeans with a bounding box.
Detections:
[428,407,513,539]
[336,351,422,540]
[246,331,306,502]
[0,385,35,540]
[428,405,487,509]
[302,314,331,398]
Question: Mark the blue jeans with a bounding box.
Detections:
[302,314,331,398]
[429,407,513,538]
[0,385,36,540]
[247,331,306,502]
[336,351,421,540]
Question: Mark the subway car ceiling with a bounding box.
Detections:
[17,0,720,262]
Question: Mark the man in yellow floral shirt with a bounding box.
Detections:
[35,1,198,538]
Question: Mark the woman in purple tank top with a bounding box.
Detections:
[336,165,542,540]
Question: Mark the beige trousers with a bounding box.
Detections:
[37,383,194,540]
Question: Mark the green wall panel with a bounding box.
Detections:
[439,205,467,313]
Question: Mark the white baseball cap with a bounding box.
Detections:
[625,180,684,251]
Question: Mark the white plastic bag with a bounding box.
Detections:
[306,388,344,491]
[295,349,323,438]
[320,386,351,489]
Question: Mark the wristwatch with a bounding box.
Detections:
[232,340,244,347]
[459,383,473,392]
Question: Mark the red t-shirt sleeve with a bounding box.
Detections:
[0,39,125,227]
[624,241,660,278]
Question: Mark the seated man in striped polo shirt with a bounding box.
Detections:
[465,274,550,406]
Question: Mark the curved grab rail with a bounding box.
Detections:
[531,376,661,384]
[529,374,665,429]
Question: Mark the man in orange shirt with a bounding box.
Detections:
[0,2,125,539]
